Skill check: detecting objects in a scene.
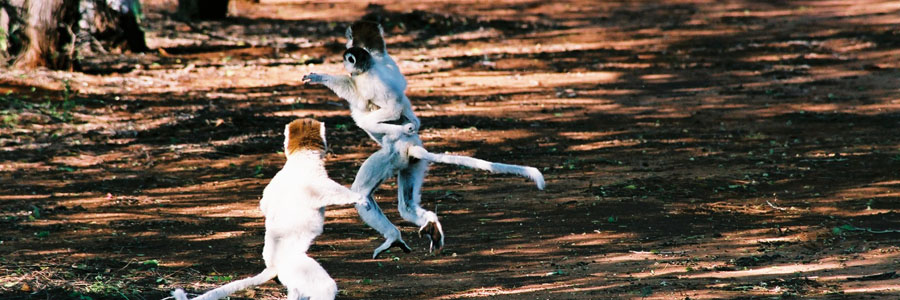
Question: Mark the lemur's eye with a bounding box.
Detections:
[346,54,356,64]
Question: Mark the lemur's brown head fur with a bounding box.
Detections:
[346,21,386,54]
[284,118,326,156]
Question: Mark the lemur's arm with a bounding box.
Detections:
[315,178,368,207]
[400,94,421,131]
[359,105,415,137]
[304,73,413,136]
[303,73,364,108]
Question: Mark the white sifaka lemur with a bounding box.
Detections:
[303,21,544,258]
[172,118,367,300]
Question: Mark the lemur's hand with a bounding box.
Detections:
[402,123,417,135]
[355,194,371,209]
[302,73,325,84]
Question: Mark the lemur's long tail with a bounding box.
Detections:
[172,268,276,300]
[407,145,545,190]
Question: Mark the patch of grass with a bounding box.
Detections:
[62,79,73,109]
[204,274,234,283]
[140,259,159,269]
[42,100,73,122]
[84,275,139,299]
[253,160,265,178]
[562,158,580,170]
[1,114,18,127]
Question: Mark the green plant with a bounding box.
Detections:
[253,160,265,178]
[204,274,233,282]
[83,276,137,299]
[140,259,159,269]
[61,79,76,111]
[1,114,18,128]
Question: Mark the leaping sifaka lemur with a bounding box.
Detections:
[303,21,545,259]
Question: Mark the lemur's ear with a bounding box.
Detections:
[283,123,292,157]
[347,21,387,54]
[319,121,327,151]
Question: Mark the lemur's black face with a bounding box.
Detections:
[343,47,373,75]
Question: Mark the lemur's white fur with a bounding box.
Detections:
[304,24,545,258]
[173,119,365,300]
[302,56,418,145]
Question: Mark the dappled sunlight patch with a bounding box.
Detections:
[871,179,900,187]
[425,128,539,143]
[402,39,661,63]
[680,252,900,280]
[640,73,676,82]
[169,201,260,217]
[562,130,637,151]
[835,186,900,200]
[271,108,349,118]
[437,279,594,299]
[62,212,155,224]
[0,194,49,201]
[409,71,620,95]
[545,281,631,296]
[550,232,633,248]
[181,231,247,242]
[843,284,900,295]
[50,152,126,168]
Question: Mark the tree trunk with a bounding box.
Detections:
[0,0,148,70]
[78,0,148,55]
[13,0,80,70]
[0,6,9,62]
[177,0,230,20]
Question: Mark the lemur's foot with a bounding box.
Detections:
[419,220,444,253]
[302,73,324,84]
[372,237,412,259]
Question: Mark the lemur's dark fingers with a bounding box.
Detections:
[392,240,412,253]
[372,238,412,259]
[301,74,323,84]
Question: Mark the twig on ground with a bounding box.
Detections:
[766,199,787,211]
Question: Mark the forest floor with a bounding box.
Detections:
[1,0,899,299]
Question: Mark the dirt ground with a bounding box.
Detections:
[2,0,900,299]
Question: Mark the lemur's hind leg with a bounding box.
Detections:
[397,158,444,253]
[281,255,337,300]
[351,147,412,258]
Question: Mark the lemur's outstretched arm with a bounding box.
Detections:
[302,73,360,107]
[315,178,368,207]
